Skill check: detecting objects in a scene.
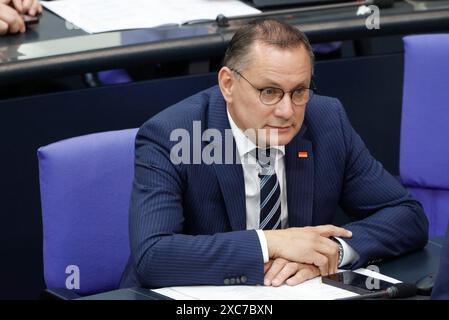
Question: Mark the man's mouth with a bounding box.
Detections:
[265,125,292,131]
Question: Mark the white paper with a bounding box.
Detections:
[41,0,261,34]
[17,33,121,59]
[152,268,401,300]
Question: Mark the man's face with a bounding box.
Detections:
[220,42,312,146]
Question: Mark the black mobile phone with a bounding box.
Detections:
[22,14,40,26]
[322,271,395,295]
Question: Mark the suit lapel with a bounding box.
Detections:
[213,163,247,231]
[285,126,314,227]
[207,87,246,231]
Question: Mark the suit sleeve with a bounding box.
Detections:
[335,101,429,269]
[128,121,264,288]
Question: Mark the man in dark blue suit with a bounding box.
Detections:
[120,19,428,289]
[432,223,449,299]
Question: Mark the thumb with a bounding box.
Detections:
[312,225,353,238]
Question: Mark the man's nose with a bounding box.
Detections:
[273,94,295,119]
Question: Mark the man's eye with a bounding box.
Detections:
[262,88,278,96]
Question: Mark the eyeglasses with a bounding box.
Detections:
[231,69,315,106]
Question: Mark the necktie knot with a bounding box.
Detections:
[251,148,276,172]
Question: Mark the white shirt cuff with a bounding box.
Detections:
[256,230,269,263]
[334,237,360,267]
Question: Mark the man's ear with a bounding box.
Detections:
[218,67,234,104]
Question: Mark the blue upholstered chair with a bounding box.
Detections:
[97,69,133,85]
[400,34,449,237]
[38,128,138,297]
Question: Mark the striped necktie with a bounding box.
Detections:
[254,148,281,230]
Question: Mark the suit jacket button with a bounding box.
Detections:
[224,278,230,285]
[230,278,236,285]
[236,278,241,284]
[240,276,247,284]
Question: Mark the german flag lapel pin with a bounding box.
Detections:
[297,151,308,158]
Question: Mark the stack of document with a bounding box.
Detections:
[41,0,261,34]
[153,268,400,300]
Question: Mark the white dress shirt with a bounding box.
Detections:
[226,110,359,267]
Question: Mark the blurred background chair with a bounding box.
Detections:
[38,128,138,298]
[400,34,449,237]
[97,69,133,85]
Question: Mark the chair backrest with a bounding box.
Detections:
[38,128,138,296]
[400,34,449,237]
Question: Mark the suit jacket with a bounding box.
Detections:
[432,223,449,299]
[120,85,428,288]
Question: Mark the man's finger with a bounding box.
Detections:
[314,241,335,275]
[22,0,32,12]
[29,0,41,16]
[272,262,298,287]
[0,19,8,35]
[264,258,288,286]
[311,252,329,276]
[12,0,23,13]
[317,237,340,274]
[286,266,320,286]
[10,15,25,33]
[0,5,24,34]
[38,2,43,14]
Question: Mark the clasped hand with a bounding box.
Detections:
[263,225,352,286]
[0,0,42,35]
